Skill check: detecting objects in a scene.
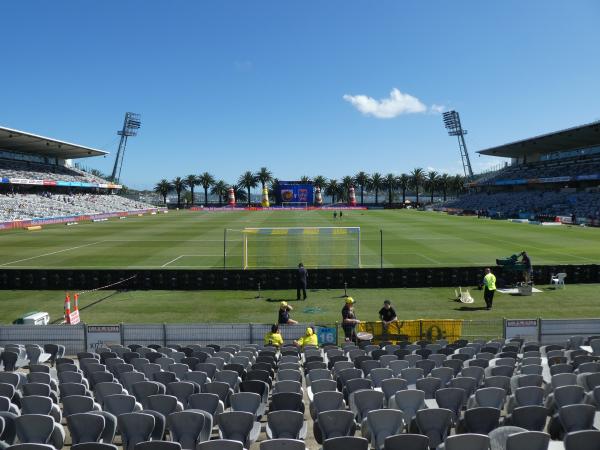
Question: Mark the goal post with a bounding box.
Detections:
[237,227,361,269]
[281,202,309,209]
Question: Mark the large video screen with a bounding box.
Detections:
[277,182,313,204]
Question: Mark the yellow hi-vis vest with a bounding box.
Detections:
[484,273,497,291]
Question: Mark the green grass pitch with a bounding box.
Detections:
[0,209,598,269]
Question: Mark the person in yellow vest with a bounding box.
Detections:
[482,268,497,310]
[264,324,284,348]
[295,327,318,349]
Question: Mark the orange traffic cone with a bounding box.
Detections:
[64,293,71,324]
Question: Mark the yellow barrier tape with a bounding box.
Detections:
[357,319,463,343]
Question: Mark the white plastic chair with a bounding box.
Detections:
[550,273,566,288]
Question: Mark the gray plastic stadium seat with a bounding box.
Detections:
[435,388,464,422]
[444,434,491,450]
[351,389,384,424]
[384,433,429,450]
[62,395,99,417]
[315,410,356,445]
[509,405,547,431]
[94,382,126,406]
[270,392,305,414]
[103,394,141,416]
[218,411,260,449]
[117,412,155,450]
[559,404,596,434]
[380,378,408,407]
[167,410,208,449]
[7,445,55,450]
[67,412,105,444]
[459,406,501,434]
[134,441,181,450]
[188,393,223,417]
[467,387,506,410]
[415,408,453,448]
[392,389,426,425]
[132,381,164,407]
[21,395,62,423]
[505,431,550,450]
[369,368,394,388]
[366,409,405,450]
[146,394,183,417]
[323,436,369,450]
[266,410,306,440]
[14,414,55,444]
[489,426,528,450]
[165,381,196,407]
[310,391,345,421]
[260,438,306,450]
[71,443,118,450]
[196,440,243,450]
[430,367,454,387]
[204,382,234,407]
[416,377,441,399]
[563,430,600,450]
[307,379,337,402]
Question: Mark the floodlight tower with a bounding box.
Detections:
[443,110,473,178]
[110,112,141,183]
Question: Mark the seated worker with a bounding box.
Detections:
[295,327,318,349]
[264,324,284,348]
[278,301,298,325]
[379,300,398,335]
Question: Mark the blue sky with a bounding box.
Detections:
[1,1,599,189]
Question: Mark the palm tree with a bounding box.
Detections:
[341,176,354,202]
[452,174,466,197]
[210,179,228,206]
[171,177,186,207]
[426,170,439,204]
[299,175,311,184]
[354,171,370,206]
[184,174,199,205]
[369,172,384,205]
[198,172,215,206]
[410,168,425,204]
[438,173,451,201]
[313,175,327,190]
[256,167,273,191]
[383,173,397,206]
[238,171,258,206]
[398,174,409,204]
[269,178,280,204]
[231,184,248,203]
[154,179,171,205]
[325,179,339,204]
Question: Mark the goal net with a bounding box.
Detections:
[235,227,361,269]
[281,202,309,209]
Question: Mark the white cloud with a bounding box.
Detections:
[430,104,445,114]
[343,88,427,119]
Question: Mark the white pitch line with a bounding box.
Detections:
[415,253,443,265]
[0,241,105,267]
[161,255,185,267]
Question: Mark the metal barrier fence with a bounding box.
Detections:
[2,318,597,354]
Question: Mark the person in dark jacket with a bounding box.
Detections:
[296,262,308,300]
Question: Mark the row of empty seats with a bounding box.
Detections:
[0,193,154,222]
[1,334,600,450]
[0,159,106,184]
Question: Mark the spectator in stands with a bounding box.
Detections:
[520,251,533,284]
[379,300,398,336]
[296,262,308,300]
[295,327,318,348]
[342,297,360,342]
[264,324,284,348]
[482,268,497,310]
[278,301,297,325]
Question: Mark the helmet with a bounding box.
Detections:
[345,297,354,304]
[280,301,288,307]
[305,327,313,336]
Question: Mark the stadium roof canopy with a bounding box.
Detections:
[478,120,600,158]
[0,126,108,159]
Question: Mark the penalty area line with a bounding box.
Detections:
[0,241,105,267]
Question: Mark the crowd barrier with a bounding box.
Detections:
[1,264,598,290]
[0,208,167,231]
[1,318,597,355]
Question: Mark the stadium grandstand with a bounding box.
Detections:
[0,126,156,224]
[443,120,600,224]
